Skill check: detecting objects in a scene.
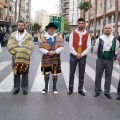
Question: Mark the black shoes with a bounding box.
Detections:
[67,90,73,95]
[78,91,86,96]
[94,93,100,97]
[116,96,120,100]
[23,90,28,95]
[41,87,48,94]
[104,94,112,99]
[13,89,19,95]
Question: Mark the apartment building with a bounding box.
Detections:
[0,0,9,30]
[59,0,81,29]
[86,0,120,36]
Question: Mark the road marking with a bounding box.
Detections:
[31,62,49,92]
[114,65,120,69]
[0,61,11,71]
[0,72,13,92]
[61,62,86,92]
[85,64,117,92]
[112,70,119,80]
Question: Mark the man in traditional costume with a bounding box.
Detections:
[7,20,34,95]
[67,18,91,95]
[39,23,64,94]
[93,24,119,99]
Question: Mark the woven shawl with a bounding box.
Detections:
[39,35,64,75]
[7,32,34,75]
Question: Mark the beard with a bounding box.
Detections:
[18,29,24,33]
[78,27,84,30]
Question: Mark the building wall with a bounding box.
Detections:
[86,0,120,36]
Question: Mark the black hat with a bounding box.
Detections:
[45,23,58,30]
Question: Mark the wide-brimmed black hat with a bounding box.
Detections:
[45,23,58,30]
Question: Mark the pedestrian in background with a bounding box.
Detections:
[93,24,119,99]
[3,32,10,46]
[39,23,64,94]
[67,18,91,95]
[7,20,34,95]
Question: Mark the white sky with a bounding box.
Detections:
[31,0,59,19]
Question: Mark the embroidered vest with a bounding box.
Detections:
[98,38,116,60]
[73,31,89,53]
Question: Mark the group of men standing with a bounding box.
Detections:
[6,18,120,100]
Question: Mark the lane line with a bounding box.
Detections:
[85,64,117,92]
[0,61,11,71]
[61,62,86,92]
[0,72,13,92]
[31,62,48,92]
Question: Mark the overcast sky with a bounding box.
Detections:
[31,0,59,19]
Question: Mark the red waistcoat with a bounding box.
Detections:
[73,31,89,52]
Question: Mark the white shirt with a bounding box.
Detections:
[69,29,91,56]
[93,34,119,55]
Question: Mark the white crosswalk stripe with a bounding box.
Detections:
[61,62,86,92]
[85,64,117,92]
[0,61,11,71]
[0,72,13,92]
[31,62,49,92]
[0,61,119,93]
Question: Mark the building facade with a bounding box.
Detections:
[59,0,81,29]
[86,0,120,36]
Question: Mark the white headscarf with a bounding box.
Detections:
[16,29,27,46]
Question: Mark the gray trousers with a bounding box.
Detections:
[12,58,29,91]
[95,58,113,94]
[68,54,86,91]
[117,79,120,96]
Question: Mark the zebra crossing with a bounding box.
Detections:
[0,61,120,93]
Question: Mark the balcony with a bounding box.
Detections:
[0,0,8,8]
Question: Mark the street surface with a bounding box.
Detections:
[0,41,120,120]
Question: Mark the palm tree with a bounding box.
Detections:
[115,0,118,34]
[103,0,107,27]
[93,0,97,38]
[78,0,90,19]
[32,23,41,33]
[87,0,91,32]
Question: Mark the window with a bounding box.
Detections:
[109,0,112,8]
[108,16,112,23]
[0,7,3,19]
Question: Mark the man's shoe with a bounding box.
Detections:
[13,89,19,95]
[23,90,28,95]
[94,92,100,97]
[116,96,120,100]
[41,87,48,94]
[78,91,86,96]
[67,90,73,95]
[53,88,58,95]
[104,94,112,99]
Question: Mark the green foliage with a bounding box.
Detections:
[64,20,70,34]
[32,23,41,33]
[78,1,90,12]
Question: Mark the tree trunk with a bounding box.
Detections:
[93,0,97,38]
[81,0,86,19]
[115,0,118,34]
[103,0,107,27]
[87,0,91,32]
[19,0,22,20]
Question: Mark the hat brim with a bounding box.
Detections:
[45,25,58,30]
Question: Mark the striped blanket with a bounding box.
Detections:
[7,32,34,75]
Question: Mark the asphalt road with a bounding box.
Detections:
[0,41,120,120]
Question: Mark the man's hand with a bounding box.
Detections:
[76,53,82,59]
[47,51,56,56]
